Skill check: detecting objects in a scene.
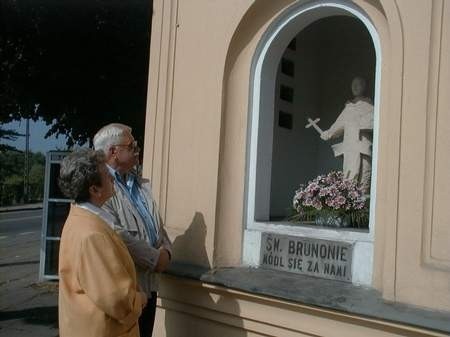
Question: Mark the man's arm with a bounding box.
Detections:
[103,199,161,271]
[118,230,161,271]
[155,247,170,272]
[155,215,172,273]
[158,216,173,256]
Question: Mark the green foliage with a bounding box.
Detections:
[0,127,24,140]
[0,150,45,206]
[0,150,25,177]
[0,127,24,152]
[1,174,24,205]
[0,0,151,147]
[29,163,45,200]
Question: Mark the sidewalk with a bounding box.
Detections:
[0,226,58,336]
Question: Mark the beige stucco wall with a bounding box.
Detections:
[144,0,450,335]
[144,0,256,268]
[153,275,448,337]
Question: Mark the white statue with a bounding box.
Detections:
[306,77,374,192]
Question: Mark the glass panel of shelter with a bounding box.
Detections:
[39,151,71,280]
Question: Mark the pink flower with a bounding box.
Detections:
[292,170,369,219]
[303,198,313,206]
[318,188,328,197]
[312,200,323,210]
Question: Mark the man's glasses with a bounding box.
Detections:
[114,140,139,152]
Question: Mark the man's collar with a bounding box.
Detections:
[106,164,118,177]
[106,164,137,186]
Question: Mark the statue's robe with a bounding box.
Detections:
[327,100,374,184]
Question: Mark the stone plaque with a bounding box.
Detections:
[260,233,353,282]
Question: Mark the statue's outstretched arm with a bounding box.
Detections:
[321,112,345,140]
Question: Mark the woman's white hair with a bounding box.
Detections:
[93,123,132,154]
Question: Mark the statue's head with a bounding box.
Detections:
[351,77,366,97]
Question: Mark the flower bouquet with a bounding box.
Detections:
[291,171,369,228]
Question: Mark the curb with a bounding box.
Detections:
[0,203,43,213]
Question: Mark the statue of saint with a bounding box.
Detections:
[306,77,374,192]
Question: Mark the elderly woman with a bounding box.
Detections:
[58,149,146,337]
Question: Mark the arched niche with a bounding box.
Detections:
[243,1,381,286]
[215,0,403,291]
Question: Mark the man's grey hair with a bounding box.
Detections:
[93,123,132,154]
[58,149,105,203]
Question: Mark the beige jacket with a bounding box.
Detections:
[58,205,143,337]
[103,176,172,296]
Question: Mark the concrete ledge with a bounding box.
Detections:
[166,262,450,335]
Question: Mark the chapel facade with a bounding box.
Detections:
[143,1,450,336]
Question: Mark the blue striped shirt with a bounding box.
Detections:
[106,165,159,246]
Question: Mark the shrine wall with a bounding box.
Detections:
[392,0,450,311]
[143,0,450,335]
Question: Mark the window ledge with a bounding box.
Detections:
[249,222,373,242]
[166,262,450,335]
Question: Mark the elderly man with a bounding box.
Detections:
[93,123,172,337]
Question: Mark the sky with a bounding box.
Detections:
[1,118,69,154]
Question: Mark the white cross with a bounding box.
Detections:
[305,117,323,136]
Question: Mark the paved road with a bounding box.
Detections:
[0,209,43,235]
[0,209,59,337]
